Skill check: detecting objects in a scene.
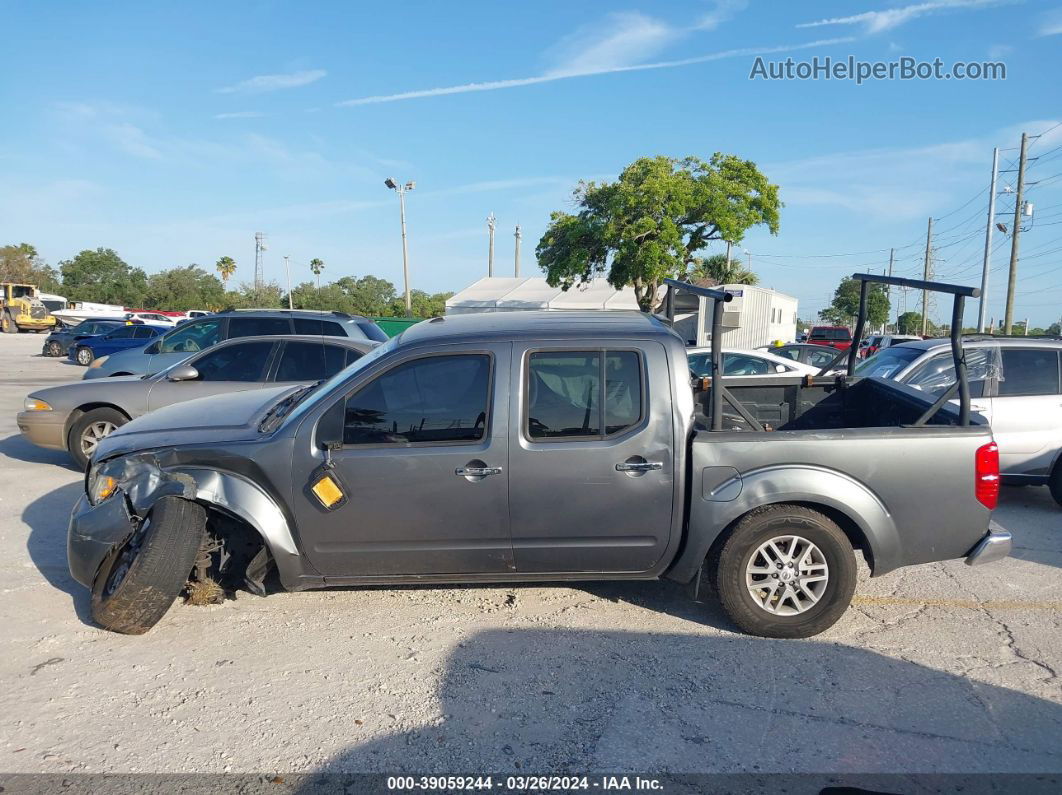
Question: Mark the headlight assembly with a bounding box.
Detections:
[88,460,125,505]
[23,397,52,412]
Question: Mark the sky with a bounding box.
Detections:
[2,0,1061,326]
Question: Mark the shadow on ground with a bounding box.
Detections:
[997,485,1062,569]
[303,627,1062,780]
[0,432,76,468]
[24,481,92,625]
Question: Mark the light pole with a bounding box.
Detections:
[385,177,415,315]
[283,255,293,310]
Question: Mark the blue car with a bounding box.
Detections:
[42,318,127,358]
[68,324,168,367]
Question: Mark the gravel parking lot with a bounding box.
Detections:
[0,332,1060,777]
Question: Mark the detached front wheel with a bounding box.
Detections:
[91,497,207,635]
[714,505,856,639]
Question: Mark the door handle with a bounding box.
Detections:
[615,461,663,472]
[455,466,503,476]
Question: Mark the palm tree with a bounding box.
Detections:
[309,258,325,291]
[689,253,758,286]
[215,256,237,284]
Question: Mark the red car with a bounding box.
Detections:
[808,326,853,351]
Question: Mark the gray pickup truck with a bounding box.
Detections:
[68,274,1011,638]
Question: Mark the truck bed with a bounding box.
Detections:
[681,375,994,578]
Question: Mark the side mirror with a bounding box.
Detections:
[144,341,160,354]
[317,400,345,451]
[167,365,200,382]
[775,364,787,373]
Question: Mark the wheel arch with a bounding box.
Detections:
[65,403,133,443]
[666,465,902,584]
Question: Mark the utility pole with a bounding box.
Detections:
[486,213,496,277]
[384,178,415,314]
[977,147,999,332]
[921,217,933,336]
[283,255,293,310]
[513,224,521,277]
[1003,132,1029,335]
[725,241,733,268]
[887,247,894,331]
[254,232,267,303]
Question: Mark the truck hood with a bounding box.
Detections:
[94,384,300,460]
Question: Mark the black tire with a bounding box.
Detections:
[713,505,857,639]
[75,346,94,366]
[68,407,128,470]
[1,312,16,334]
[45,340,63,357]
[1050,464,1062,508]
[91,497,207,635]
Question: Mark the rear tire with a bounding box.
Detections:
[1,312,16,334]
[1050,464,1062,508]
[713,505,857,639]
[68,407,128,470]
[91,498,207,634]
[75,346,94,366]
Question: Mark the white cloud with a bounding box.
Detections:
[988,43,1013,58]
[214,111,265,119]
[216,69,326,94]
[695,0,749,31]
[336,37,856,107]
[797,0,1001,35]
[543,12,677,76]
[1037,7,1062,36]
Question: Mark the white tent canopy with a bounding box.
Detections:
[446,277,646,314]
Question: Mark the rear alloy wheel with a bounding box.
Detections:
[75,346,94,366]
[714,505,857,638]
[45,340,63,357]
[91,497,207,634]
[68,407,128,469]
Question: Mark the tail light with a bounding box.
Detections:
[975,442,999,510]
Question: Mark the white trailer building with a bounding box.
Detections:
[446,276,797,349]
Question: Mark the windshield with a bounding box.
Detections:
[265,335,400,430]
[854,345,924,378]
[810,328,851,341]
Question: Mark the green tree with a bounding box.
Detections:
[59,247,147,305]
[897,311,926,335]
[224,281,284,309]
[333,275,398,316]
[537,154,781,311]
[689,252,759,285]
[0,243,62,291]
[144,265,226,311]
[390,289,452,318]
[820,277,890,328]
[288,281,352,312]
[309,258,325,290]
[215,256,237,285]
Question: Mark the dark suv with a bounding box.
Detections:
[83,309,387,379]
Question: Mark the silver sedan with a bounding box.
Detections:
[17,335,377,468]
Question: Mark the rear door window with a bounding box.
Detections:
[228,316,292,338]
[105,326,140,339]
[191,341,275,382]
[293,318,346,337]
[275,341,353,382]
[997,349,1061,396]
[526,350,643,440]
[806,348,839,368]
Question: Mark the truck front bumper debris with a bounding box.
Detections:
[964,521,1012,566]
[67,492,136,588]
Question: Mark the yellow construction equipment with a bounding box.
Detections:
[1,283,57,333]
